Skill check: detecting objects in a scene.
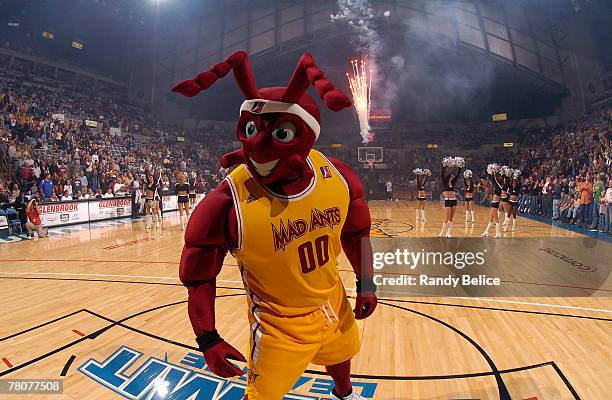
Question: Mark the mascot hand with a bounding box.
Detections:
[354,291,377,320]
[203,341,246,378]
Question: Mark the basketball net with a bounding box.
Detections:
[367,159,375,171]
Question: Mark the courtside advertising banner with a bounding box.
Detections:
[162,195,178,212]
[38,201,89,227]
[89,198,131,221]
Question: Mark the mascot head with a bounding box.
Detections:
[171,51,351,185]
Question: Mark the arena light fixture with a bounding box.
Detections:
[71,40,84,50]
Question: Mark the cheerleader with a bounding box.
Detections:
[413,168,431,221]
[144,173,161,229]
[500,166,512,231]
[188,171,197,209]
[505,169,521,232]
[175,173,191,230]
[481,163,503,237]
[463,169,475,222]
[439,157,463,238]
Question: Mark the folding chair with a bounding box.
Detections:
[6,208,22,234]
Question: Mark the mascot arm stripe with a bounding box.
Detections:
[328,157,374,282]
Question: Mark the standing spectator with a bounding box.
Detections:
[577,176,593,227]
[542,177,553,217]
[552,178,562,220]
[78,171,88,190]
[39,173,54,199]
[113,177,127,197]
[604,180,612,234]
[590,175,604,230]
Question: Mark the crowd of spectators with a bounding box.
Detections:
[1,60,610,236]
[0,70,237,225]
[336,102,611,234]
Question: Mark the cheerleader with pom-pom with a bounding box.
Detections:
[500,166,513,231]
[505,169,521,232]
[481,163,504,237]
[463,169,475,222]
[439,157,463,238]
[413,168,430,221]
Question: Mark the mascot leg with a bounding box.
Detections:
[326,359,353,398]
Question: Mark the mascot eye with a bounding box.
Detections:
[272,121,296,143]
[244,121,257,138]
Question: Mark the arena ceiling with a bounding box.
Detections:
[1,0,610,123]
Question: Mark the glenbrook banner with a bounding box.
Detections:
[37,194,205,228]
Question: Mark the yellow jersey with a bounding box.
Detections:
[226,149,350,316]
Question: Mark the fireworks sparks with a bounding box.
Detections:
[346,59,372,143]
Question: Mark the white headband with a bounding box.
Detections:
[240,99,321,139]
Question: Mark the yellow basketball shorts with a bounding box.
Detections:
[244,284,360,400]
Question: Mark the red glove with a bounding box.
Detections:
[353,291,377,320]
[203,341,246,378]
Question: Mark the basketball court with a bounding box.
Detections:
[1,201,609,400]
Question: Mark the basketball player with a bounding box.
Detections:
[482,164,503,237]
[173,51,377,400]
[506,170,521,232]
[188,171,197,209]
[175,173,191,230]
[385,178,393,202]
[144,173,161,229]
[439,158,462,238]
[463,169,475,222]
[414,169,429,221]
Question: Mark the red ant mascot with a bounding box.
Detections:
[173,51,376,400]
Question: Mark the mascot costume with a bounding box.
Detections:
[173,51,376,400]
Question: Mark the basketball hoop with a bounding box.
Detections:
[365,154,375,171]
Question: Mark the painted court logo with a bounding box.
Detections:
[78,346,377,399]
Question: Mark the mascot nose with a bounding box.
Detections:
[247,131,277,162]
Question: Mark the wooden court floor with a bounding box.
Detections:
[0,200,610,399]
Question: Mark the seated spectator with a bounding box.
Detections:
[60,190,73,201]
[49,192,59,202]
[559,194,574,222]
[102,188,114,198]
[570,195,581,224]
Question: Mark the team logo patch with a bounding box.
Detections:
[320,166,332,178]
[250,101,266,113]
